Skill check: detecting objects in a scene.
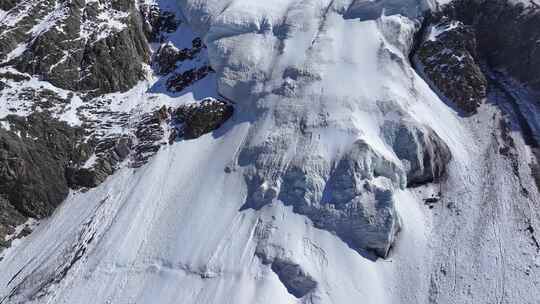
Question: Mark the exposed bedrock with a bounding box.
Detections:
[0,0,16,11]
[442,0,540,90]
[154,38,205,75]
[0,113,92,251]
[173,98,234,139]
[140,4,179,42]
[0,113,90,218]
[414,18,487,114]
[1,0,150,94]
[414,0,540,114]
[67,135,133,188]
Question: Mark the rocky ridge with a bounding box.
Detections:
[0,0,150,95]
[414,0,540,114]
[0,1,226,253]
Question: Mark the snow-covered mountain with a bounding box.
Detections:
[0,0,539,303]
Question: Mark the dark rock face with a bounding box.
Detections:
[414,0,540,113]
[132,109,167,168]
[0,197,27,250]
[16,87,70,112]
[0,113,90,218]
[0,113,91,250]
[155,38,205,75]
[442,0,540,91]
[67,135,133,188]
[1,0,150,95]
[140,4,179,42]
[166,66,213,93]
[0,0,16,11]
[174,98,233,139]
[415,18,487,114]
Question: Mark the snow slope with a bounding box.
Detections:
[1,0,540,303]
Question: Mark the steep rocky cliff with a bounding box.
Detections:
[0,0,227,252]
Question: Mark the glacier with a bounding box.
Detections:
[0,0,540,303]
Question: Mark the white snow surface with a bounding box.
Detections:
[1,0,540,303]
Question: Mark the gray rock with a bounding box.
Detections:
[0,0,16,11]
[0,113,90,219]
[174,98,233,139]
[140,4,179,42]
[0,196,27,252]
[4,0,150,95]
[415,18,487,114]
[131,108,168,168]
[166,66,213,93]
[67,135,133,188]
[441,0,540,91]
[155,39,206,75]
[414,0,540,114]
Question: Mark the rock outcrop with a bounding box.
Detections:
[140,4,179,42]
[173,98,233,139]
[67,135,133,188]
[1,0,150,95]
[0,0,16,11]
[0,113,91,251]
[166,66,213,93]
[415,18,487,114]
[442,0,540,91]
[0,197,28,251]
[154,38,205,75]
[132,108,168,168]
[414,0,540,114]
